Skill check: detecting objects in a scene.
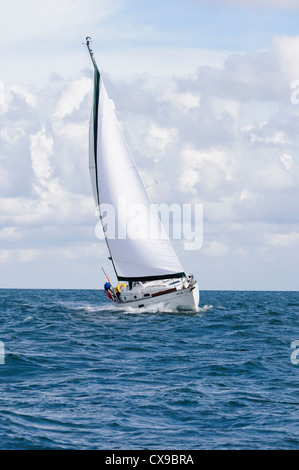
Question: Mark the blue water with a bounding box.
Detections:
[0,289,298,450]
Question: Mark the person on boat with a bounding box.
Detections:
[187,274,196,290]
[104,281,115,301]
[115,282,127,300]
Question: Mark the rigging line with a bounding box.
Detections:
[146,180,158,190]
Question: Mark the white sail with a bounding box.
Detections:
[89,54,184,281]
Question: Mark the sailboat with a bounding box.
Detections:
[86,37,199,310]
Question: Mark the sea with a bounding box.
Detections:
[0,288,298,450]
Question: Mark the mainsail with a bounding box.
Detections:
[87,38,184,282]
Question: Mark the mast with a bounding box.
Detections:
[86,36,98,70]
[86,36,119,282]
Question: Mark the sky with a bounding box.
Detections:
[0,0,299,290]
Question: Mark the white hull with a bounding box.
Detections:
[121,284,199,311]
[109,277,199,311]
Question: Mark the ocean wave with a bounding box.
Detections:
[1,289,298,450]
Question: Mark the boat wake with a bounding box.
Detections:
[198,304,214,312]
[117,302,213,315]
[53,300,213,316]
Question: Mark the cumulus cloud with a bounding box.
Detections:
[1,30,299,288]
[30,128,54,183]
[202,241,229,257]
[111,36,299,289]
[266,232,299,247]
[0,69,98,280]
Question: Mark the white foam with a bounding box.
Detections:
[198,304,214,312]
[57,300,213,315]
[23,316,34,322]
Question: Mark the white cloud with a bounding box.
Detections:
[1,24,299,288]
[9,84,37,108]
[256,163,293,191]
[273,36,299,82]
[266,232,299,247]
[211,97,240,119]
[0,82,37,115]
[280,153,293,170]
[0,227,22,241]
[99,48,229,81]
[179,146,237,196]
[202,241,228,256]
[0,82,4,106]
[147,123,179,153]
[0,73,95,233]
[0,125,26,144]
[30,128,54,183]
[240,189,257,204]
[0,243,105,266]
[53,77,92,119]
[160,81,201,114]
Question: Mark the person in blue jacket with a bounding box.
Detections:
[104,282,114,301]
